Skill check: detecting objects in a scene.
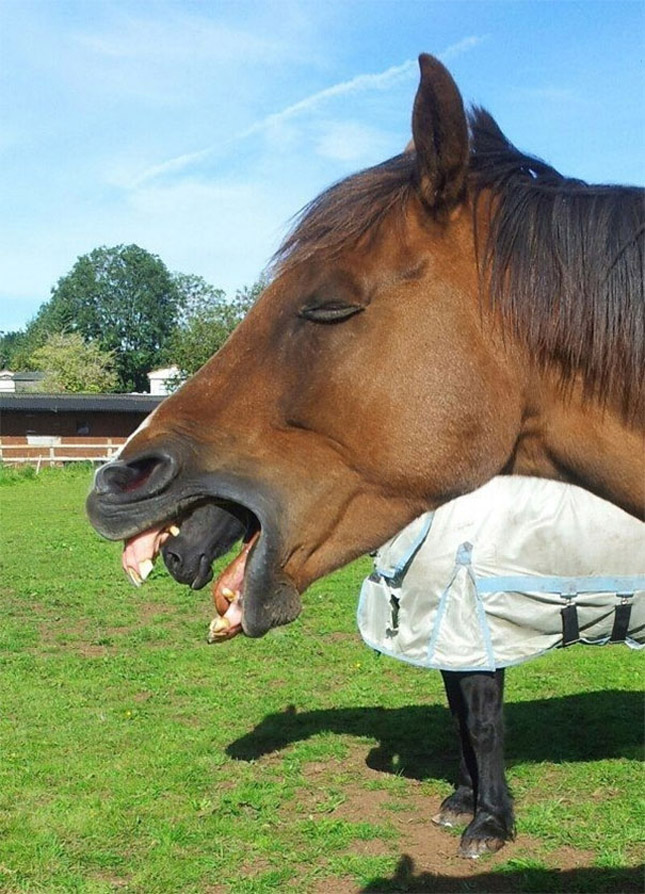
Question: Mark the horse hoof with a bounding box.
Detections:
[458,835,506,859]
[432,807,473,828]
[435,787,475,828]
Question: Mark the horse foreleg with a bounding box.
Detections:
[459,669,514,857]
[434,670,476,826]
[437,670,515,858]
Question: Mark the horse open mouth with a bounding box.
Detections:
[88,453,303,638]
[121,503,262,641]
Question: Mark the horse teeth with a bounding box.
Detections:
[126,568,142,587]
[211,616,231,633]
[139,559,154,581]
[168,524,180,537]
[221,587,235,599]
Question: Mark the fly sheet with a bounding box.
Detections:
[357,477,645,672]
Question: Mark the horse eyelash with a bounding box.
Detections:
[298,303,365,323]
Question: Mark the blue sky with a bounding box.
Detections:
[1,0,643,332]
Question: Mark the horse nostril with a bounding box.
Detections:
[94,461,138,495]
[93,451,178,498]
[164,549,182,574]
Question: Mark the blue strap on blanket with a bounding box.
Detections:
[475,575,644,594]
[475,575,643,648]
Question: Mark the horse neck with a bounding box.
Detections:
[510,371,645,519]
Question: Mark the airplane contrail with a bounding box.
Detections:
[130,35,486,188]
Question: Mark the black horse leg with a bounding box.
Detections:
[437,669,515,858]
[434,670,476,825]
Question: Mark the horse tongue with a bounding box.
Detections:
[122,524,167,586]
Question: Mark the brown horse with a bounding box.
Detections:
[87,55,644,855]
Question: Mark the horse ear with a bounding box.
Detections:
[412,54,469,211]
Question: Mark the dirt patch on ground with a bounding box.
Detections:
[34,599,182,657]
[323,632,357,644]
[335,783,598,875]
[91,872,131,889]
[273,744,636,894]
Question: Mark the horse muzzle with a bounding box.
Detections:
[87,448,303,637]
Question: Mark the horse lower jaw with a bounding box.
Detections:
[238,547,302,638]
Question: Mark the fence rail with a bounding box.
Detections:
[0,437,126,467]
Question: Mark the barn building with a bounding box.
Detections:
[0,393,164,466]
[0,366,181,466]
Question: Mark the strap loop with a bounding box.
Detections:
[561,602,580,646]
[610,594,633,643]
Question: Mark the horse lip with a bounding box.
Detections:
[190,554,215,590]
[87,470,269,543]
[86,482,197,541]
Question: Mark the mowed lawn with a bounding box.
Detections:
[0,466,642,893]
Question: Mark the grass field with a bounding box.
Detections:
[0,465,643,893]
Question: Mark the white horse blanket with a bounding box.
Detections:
[357,477,645,672]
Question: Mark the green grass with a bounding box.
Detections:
[0,467,643,893]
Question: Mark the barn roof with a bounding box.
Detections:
[0,393,165,413]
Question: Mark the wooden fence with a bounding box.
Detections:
[0,437,126,468]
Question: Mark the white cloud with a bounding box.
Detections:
[256,58,418,128]
[440,35,488,62]
[314,121,394,163]
[117,148,216,191]
[0,6,491,329]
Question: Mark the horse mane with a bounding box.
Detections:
[274,109,644,419]
[272,152,416,270]
[469,108,644,419]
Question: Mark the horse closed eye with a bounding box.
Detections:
[299,302,364,323]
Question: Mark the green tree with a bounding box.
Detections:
[0,330,33,370]
[29,333,118,393]
[30,245,181,391]
[169,274,265,379]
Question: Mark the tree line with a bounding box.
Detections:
[0,244,265,393]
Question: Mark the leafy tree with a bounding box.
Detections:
[30,245,181,391]
[0,330,34,370]
[3,256,265,391]
[29,333,118,393]
[169,274,265,379]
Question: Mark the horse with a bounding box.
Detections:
[87,54,645,857]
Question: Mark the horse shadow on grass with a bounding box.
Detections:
[359,854,644,893]
[226,690,642,783]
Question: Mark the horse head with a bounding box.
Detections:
[87,54,644,638]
